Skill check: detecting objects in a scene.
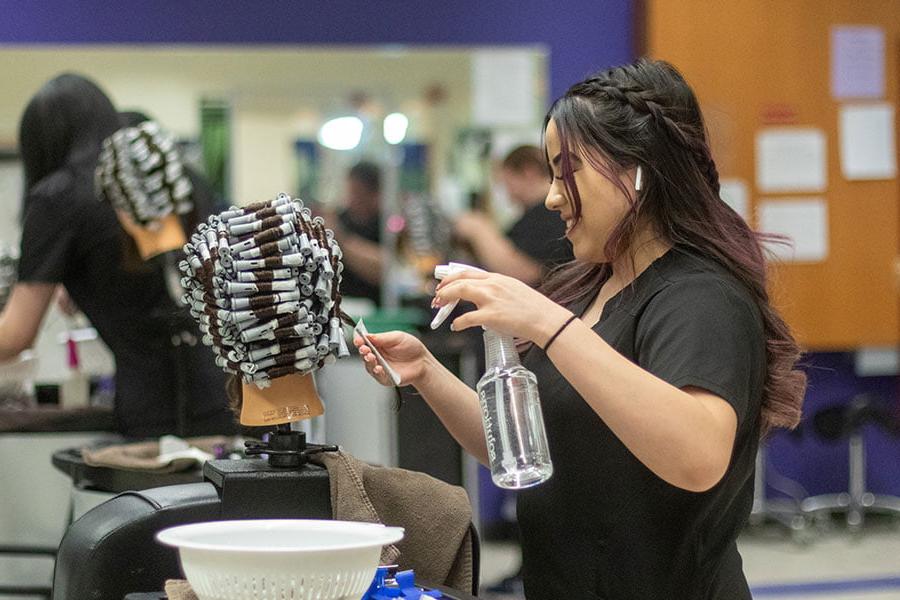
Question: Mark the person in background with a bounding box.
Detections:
[356,59,806,599]
[454,145,573,286]
[328,161,384,305]
[0,73,235,438]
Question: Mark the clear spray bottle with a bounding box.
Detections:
[432,263,553,489]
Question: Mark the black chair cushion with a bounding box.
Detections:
[52,483,221,600]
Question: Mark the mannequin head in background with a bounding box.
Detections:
[499,145,550,209]
[343,161,381,223]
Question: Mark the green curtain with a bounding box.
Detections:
[200,101,230,201]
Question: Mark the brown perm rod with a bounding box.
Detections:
[269,351,303,368]
[229,200,269,218]
[214,355,244,372]
[273,321,314,338]
[205,333,230,349]
[202,304,221,319]
[237,236,296,260]
[237,205,279,223]
[249,295,300,314]
[246,365,280,383]
[256,221,296,244]
[235,290,301,311]
[221,279,298,296]
[221,197,283,221]
[204,229,219,261]
[228,214,292,237]
[227,290,301,311]
[232,253,305,271]
[244,300,299,322]
[263,364,299,380]
[230,221,296,253]
[235,268,296,283]
[245,337,308,362]
[228,211,293,238]
[246,354,295,372]
[232,308,301,335]
[239,315,293,342]
[270,320,310,340]
[273,337,310,355]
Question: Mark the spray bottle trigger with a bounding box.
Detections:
[430,262,485,330]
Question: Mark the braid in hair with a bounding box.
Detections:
[575,78,723,196]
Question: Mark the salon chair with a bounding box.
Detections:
[51,433,480,600]
[748,440,810,543]
[800,393,900,531]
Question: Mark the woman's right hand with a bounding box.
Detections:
[353,331,431,387]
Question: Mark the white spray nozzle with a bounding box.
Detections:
[433,266,449,280]
[431,262,485,330]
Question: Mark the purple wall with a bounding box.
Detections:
[0,0,636,102]
[767,352,900,498]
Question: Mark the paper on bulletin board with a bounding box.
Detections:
[719,178,749,221]
[755,128,827,193]
[471,50,536,127]
[831,26,884,99]
[839,103,896,180]
[757,198,828,263]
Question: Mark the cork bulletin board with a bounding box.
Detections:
[645,0,899,349]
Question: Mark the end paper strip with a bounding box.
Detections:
[355,318,402,386]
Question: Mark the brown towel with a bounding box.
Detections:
[309,451,474,592]
[81,436,230,473]
[164,578,198,600]
[163,451,474,598]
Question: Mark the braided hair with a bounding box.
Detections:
[541,59,805,435]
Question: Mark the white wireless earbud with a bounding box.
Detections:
[635,165,643,192]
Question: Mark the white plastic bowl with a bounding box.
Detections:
[157,519,404,600]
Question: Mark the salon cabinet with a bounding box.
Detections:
[0,407,116,599]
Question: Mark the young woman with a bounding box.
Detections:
[356,59,806,599]
[0,73,234,438]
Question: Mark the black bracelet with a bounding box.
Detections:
[543,314,578,353]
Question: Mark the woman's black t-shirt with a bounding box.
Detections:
[17,167,234,438]
[517,247,766,600]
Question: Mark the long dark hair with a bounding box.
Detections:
[18,75,174,274]
[19,73,120,204]
[542,59,805,434]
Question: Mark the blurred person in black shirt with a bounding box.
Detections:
[454,145,573,286]
[327,161,384,305]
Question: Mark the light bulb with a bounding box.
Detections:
[383,112,409,145]
[318,116,363,151]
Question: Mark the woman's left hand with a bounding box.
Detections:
[434,270,573,346]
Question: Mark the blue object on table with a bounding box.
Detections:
[364,567,444,599]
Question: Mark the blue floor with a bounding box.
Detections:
[753,576,900,597]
